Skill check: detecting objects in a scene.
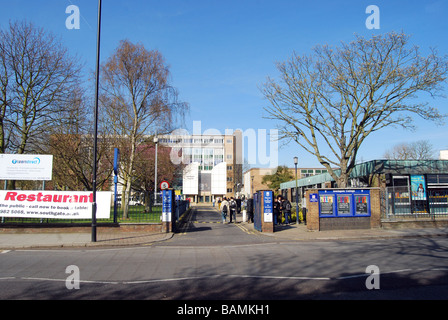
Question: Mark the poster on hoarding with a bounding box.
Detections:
[355,195,369,215]
[410,175,427,201]
[319,195,334,215]
[0,191,111,220]
[337,195,351,215]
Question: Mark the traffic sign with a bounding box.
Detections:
[160,181,170,190]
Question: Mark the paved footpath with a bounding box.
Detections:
[1,205,448,249]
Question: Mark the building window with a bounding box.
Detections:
[227,188,233,193]
[227,166,232,170]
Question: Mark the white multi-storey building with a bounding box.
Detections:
[159,130,242,203]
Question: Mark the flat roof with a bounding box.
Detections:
[280,159,448,189]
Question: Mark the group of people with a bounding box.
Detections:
[218,195,293,225]
[274,195,292,225]
[219,197,239,223]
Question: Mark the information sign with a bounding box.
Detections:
[162,189,172,222]
[0,154,53,181]
[309,193,318,203]
[263,191,273,222]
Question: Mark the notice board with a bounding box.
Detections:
[318,189,371,217]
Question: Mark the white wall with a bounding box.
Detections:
[440,150,448,160]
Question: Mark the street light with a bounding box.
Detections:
[154,135,159,204]
[91,0,102,242]
[251,176,254,195]
[294,156,299,225]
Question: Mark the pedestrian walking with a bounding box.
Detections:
[247,198,254,223]
[282,198,292,224]
[221,197,229,223]
[229,197,237,223]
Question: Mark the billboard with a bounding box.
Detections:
[0,191,111,220]
[0,154,53,181]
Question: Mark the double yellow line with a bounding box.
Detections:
[235,223,254,235]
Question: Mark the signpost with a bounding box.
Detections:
[162,189,175,233]
[113,148,120,223]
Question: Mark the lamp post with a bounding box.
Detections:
[91,0,102,242]
[294,157,299,225]
[154,135,159,204]
[251,176,254,196]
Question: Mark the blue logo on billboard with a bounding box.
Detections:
[11,157,41,165]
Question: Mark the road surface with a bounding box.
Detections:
[1,206,448,301]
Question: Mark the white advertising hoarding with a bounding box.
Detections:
[183,163,199,195]
[0,191,111,220]
[211,162,227,195]
[0,154,53,181]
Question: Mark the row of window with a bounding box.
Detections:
[159,138,226,144]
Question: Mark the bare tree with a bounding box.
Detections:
[44,87,113,191]
[0,32,12,153]
[262,32,448,187]
[0,21,82,156]
[101,40,188,218]
[132,142,184,211]
[383,140,435,160]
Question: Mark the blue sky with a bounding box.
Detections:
[1,0,447,168]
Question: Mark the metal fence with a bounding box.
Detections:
[0,191,190,226]
[383,186,448,220]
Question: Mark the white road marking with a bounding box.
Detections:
[1,268,444,286]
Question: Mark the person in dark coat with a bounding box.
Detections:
[247,198,254,223]
[274,195,282,225]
